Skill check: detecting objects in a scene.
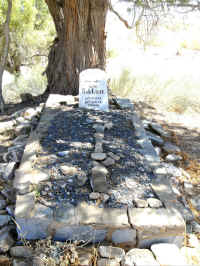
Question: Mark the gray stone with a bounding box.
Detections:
[78,252,92,266]
[53,225,107,243]
[1,187,15,203]
[151,243,188,266]
[184,182,194,195]
[147,198,163,208]
[97,258,120,266]
[163,142,181,154]
[154,146,161,156]
[0,226,15,253]
[60,164,78,176]
[115,98,134,110]
[147,132,164,146]
[122,248,160,266]
[77,203,129,227]
[15,182,33,195]
[16,217,51,240]
[150,123,170,138]
[93,124,105,133]
[94,133,104,142]
[6,205,15,216]
[100,193,109,202]
[91,153,106,161]
[0,215,11,227]
[134,199,148,208]
[111,229,137,246]
[12,259,29,266]
[190,196,200,211]
[128,208,185,248]
[15,192,35,218]
[165,154,182,162]
[10,246,33,258]
[0,120,16,133]
[104,122,113,130]
[107,152,120,161]
[89,192,101,200]
[0,200,7,210]
[95,143,103,153]
[53,203,76,224]
[57,151,70,157]
[33,204,53,219]
[102,157,115,166]
[98,246,125,261]
[0,162,17,181]
[76,172,88,186]
[91,165,108,192]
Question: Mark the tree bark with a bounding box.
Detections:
[0,0,12,112]
[45,0,108,95]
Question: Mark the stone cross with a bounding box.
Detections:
[79,68,109,112]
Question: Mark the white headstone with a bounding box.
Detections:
[79,69,109,112]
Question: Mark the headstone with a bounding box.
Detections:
[79,69,109,111]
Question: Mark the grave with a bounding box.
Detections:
[13,94,185,248]
[79,69,109,112]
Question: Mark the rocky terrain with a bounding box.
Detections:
[0,95,199,265]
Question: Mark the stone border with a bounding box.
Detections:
[14,95,185,248]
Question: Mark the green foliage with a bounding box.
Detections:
[0,0,55,73]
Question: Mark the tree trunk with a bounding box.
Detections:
[0,0,12,112]
[45,0,108,95]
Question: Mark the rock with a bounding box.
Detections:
[12,258,29,266]
[187,233,199,248]
[91,153,106,161]
[1,187,15,203]
[104,122,113,130]
[115,98,134,110]
[94,143,103,153]
[149,123,170,138]
[190,196,200,211]
[94,133,104,142]
[165,154,182,162]
[0,162,17,181]
[89,192,101,200]
[189,220,200,233]
[0,215,11,227]
[122,248,160,266]
[100,193,109,202]
[0,200,7,210]
[134,199,148,208]
[111,229,137,246]
[76,172,88,186]
[183,182,194,195]
[163,142,181,154]
[60,164,77,176]
[10,246,33,258]
[151,243,188,266]
[0,226,15,253]
[92,165,108,177]
[107,152,120,161]
[0,120,16,134]
[15,182,33,195]
[147,132,164,146]
[93,124,105,133]
[147,198,163,208]
[97,258,120,266]
[6,205,15,216]
[78,252,92,266]
[57,151,70,157]
[98,246,125,261]
[154,146,161,156]
[102,157,115,166]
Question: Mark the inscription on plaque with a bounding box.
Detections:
[79,69,109,111]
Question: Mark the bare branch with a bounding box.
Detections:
[109,3,133,29]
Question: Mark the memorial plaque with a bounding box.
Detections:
[79,69,109,111]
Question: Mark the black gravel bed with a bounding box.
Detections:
[35,105,158,209]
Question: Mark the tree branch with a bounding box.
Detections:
[109,3,133,29]
[0,0,12,112]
